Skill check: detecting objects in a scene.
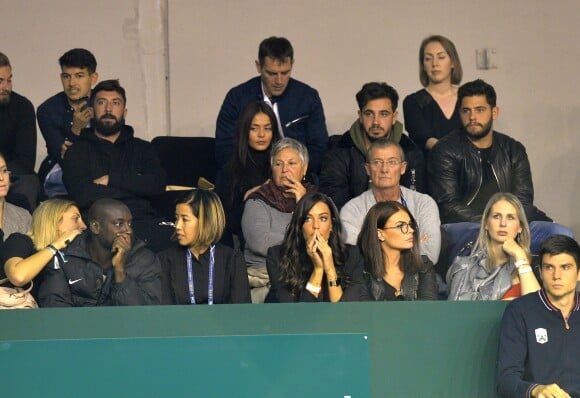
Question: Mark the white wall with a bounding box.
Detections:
[1,0,167,161]
[2,0,579,236]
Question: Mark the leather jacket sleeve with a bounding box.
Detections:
[495,136,535,221]
[428,136,482,223]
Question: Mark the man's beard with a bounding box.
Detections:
[0,91,11,107]
[464,119,493,141]
[365,124,391,142]
[93,115,124,136]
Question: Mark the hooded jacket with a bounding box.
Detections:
[62,125,166,218]
[38,231,162,307]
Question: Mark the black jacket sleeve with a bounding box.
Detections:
[428,136,482,223]
[8,94,37,174]
[417,256,438,300]
[498,137,535,221]
[112,248,162,306]
[319,145,353,211]
[38,265,74,307]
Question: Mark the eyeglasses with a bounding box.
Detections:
[0,168,11,177]
[380,222,414,234]
[368,159,402,168]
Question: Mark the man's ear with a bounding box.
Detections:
[400,161,407,176]
[90,72,98,86]
[255,60,262,74]
[90,221,100,235]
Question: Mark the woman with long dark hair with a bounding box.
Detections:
[266,192,364,302]
[216,101,281,247]
[357,201,437,301]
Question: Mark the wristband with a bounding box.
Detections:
[514,259,528,268]
[328,278,341,287]
[306,282,321,294]
[517,266,533,275]
[46,244,58,256]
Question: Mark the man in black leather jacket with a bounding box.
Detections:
[319,82,425,210]
[429,79,573,262]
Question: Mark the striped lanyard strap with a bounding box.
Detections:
[186,245,215,305]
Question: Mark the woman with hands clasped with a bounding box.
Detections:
[2,199,86,290]
[447,193,541,300]
[242,137,317,303]
[266,192,364,303]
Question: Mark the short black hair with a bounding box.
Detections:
[356,82,399,111]
[540,235,580,270]
[88,198,129,224]
[258,37,293,65]
[458,79,496,108]
[59,48,97,74]
[90,79,126,107]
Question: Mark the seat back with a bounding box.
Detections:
[151,136,217,187]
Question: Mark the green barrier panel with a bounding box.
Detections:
[0,301,507,397]
[0,334,370,397]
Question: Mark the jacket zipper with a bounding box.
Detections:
[466,151,483,206]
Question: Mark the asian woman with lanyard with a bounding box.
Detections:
[158,189,251,304]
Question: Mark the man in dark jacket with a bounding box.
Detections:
[429,79,572,261]
[0,52,40,211]
[319,82,425,210]
[37,48,98,197]
[39,198,162,307]
[62,79,172,252]
[496,235,580,397]
[215,36,328,178]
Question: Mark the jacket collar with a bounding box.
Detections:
[347,120,404,153]
[538,289,580,313]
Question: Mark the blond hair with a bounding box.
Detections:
[29,199,78,249]
[473,193,531,271]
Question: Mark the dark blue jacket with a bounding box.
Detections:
[497,290,580,397]
[37,91,82,164]
[215,76,328,174]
